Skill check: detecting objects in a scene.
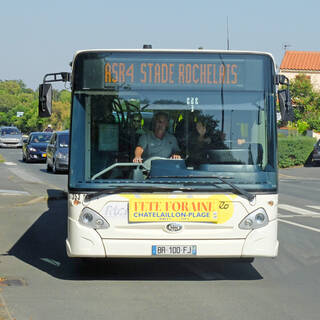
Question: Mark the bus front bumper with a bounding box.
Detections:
[66,219,278,258]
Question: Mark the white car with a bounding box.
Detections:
[0,126,23,148]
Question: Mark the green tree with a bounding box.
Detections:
[289,74,320,131]
[0,80,71,133]
[0,81,21,113]
[59,90,71,103]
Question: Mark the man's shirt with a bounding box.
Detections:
[137,131,180,159]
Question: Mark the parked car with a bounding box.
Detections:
[22,132,53,162]
[312,140,320,166]
[0,126,23,148]
[46,130,69,173]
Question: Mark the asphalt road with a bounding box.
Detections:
[0,148,320,320]
[0,148,67,192]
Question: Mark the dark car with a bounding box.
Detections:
[0,126,23,148]
[46,130,69,173]
[312,139,320,166]
[22,132,53,162]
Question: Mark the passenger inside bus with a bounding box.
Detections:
[130,113,146,144]
[132,113,145,134]
[187,120,212,166]
[133,112,181,163]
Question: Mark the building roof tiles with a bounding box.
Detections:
[280,51,320,71]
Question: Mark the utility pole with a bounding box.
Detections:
[227,17,230,50]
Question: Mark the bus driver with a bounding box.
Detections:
[133,112,181,163]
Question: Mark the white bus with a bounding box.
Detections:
[39,48,293,259]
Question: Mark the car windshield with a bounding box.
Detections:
[58,134,69,148]
[1,128,20,135]
[30,134,51,143]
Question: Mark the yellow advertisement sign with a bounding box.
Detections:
[125,194,235,224]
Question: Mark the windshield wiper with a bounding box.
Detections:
[151,175,255,202]
[85,184,196,201]
[211,176,255,202]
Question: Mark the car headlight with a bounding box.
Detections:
[29,147,37,152]
[79,207,109,229]
[239,208,269,230]
[56,152,67,159]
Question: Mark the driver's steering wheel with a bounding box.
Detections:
[142,156,168,171]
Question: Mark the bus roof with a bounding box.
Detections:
[71,49,276,66]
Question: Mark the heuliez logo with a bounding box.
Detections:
[166,223,183,233]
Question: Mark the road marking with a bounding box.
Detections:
[40,258,61,267]
[7,167,42,184]
[278,214,296,218]
[279,173,320,181]
[15,196,47,206]
[278,204,320,216]
[307,205,320,210]
[279,173,297,179]
[0,189,30,196]
[279,218,320,233]
[0,292,14,320]
[3,162,16,166]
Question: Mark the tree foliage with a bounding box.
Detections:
[0,80,70,133]
[289,74,320,131]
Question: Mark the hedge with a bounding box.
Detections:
[278,136,316,168]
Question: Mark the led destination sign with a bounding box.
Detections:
[105,60,244,88]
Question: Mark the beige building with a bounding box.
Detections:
[280,51,320,91]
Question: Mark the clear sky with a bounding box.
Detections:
[1,0,320,90]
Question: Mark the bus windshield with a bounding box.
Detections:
[69,51,277,192]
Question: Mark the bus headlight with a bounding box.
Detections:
[79,207,110,229]
[239,208,269,230]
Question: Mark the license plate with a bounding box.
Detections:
[42,153,47,158]
[152,245,197,256]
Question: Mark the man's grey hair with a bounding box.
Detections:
[154,111,169,121]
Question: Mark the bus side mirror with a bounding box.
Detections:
[278,89,295,122]
[276,74,295,122]
[38,83,52,117]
